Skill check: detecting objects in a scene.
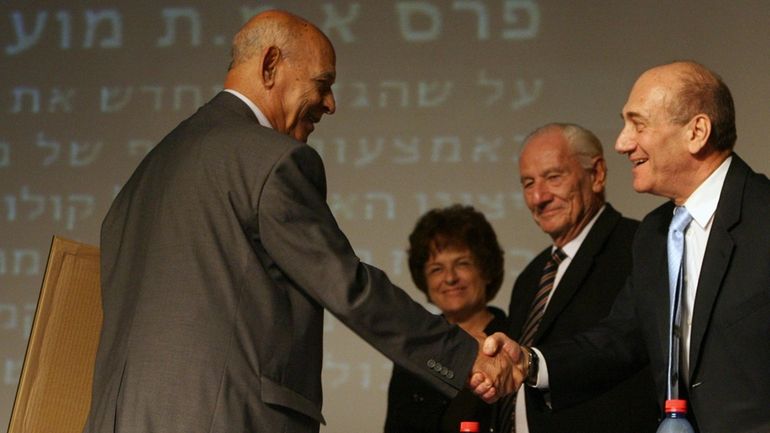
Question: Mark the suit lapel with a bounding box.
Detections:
[534,205,621,342]
[688,155,746,380]
[648,204,675,371]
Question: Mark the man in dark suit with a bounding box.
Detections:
[488,62,770,433]
[496,123,657,433]
[83,10,517,433]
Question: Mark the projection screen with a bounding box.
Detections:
[1,1,768,431]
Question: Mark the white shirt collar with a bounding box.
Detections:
[682,156,732,230]
[555,204,606,259]
[223,89,273,129]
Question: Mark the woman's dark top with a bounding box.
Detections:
[384,306,507,433]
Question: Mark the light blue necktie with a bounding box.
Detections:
[666,206,693,399]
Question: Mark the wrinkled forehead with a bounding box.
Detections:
[293,29,336,74]
[300,26,335,57]
[624,70,678,116]
[522,129,568,155]
[520,132,579,169]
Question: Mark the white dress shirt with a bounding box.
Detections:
[679,156,731,377]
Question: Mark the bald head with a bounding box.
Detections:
[642,61,736,151]
[224,10,337,142]
[229,10,329,70]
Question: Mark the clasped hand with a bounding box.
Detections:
[467,332,528,403]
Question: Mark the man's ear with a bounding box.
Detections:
[591,156,607,193]
[687,114,711,155]
[262,46,281,87]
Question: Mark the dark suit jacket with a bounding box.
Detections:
[506,204,658,433]
[542,155,770,433]
[83,92,478,433]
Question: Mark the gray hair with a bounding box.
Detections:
[522,122,603,170]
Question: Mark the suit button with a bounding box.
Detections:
[440,367,449,376]
[447,371,454,379]
[427,359,436,368]
[434,362,443,372]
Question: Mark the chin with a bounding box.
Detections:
[631,180,652,194]
[539,220,566,236]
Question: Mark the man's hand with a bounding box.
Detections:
[467,332,527,403]
[484,332,530,385]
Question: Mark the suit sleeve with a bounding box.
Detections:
[257,144,477,396]
[538,276,649,409]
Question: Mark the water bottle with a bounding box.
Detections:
[459,421,480,432]
[656,399,695,433]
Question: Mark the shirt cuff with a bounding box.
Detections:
[531,347,549,389]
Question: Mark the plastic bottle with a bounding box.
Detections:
[459,421,480,432]
[656,399,695,433]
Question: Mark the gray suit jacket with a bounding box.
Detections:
[83,92,477,433]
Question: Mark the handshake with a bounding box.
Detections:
[467,333,531,403]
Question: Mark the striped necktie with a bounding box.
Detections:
[501,247,566,433]
[520,248,567,346]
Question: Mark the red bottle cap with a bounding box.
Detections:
[664,399,688,414]
[459,421,480,432]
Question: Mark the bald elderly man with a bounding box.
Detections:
[83,10,518,433]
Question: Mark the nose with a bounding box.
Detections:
[528,182,553,207]
[323,91,336,115]
[444,267,459,285]
[615,125,634,154]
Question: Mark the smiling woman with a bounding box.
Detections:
[384,204,506,433]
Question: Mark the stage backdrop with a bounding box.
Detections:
[1,1,768,431]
